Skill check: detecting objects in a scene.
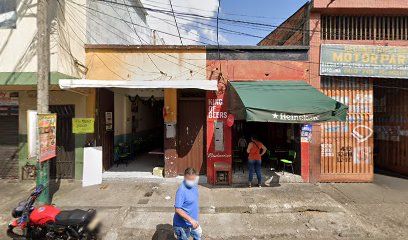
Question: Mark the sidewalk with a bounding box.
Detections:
[1,175,407,239]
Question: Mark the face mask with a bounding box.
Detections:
[184,179,196,188]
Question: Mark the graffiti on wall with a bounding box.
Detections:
[353,147,371,164]
[321,144,334,157]
[352,125,373,143]
[337,146,353,163]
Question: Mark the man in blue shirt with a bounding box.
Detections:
[173,167,202,240]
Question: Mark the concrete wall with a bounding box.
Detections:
[0,0,86,78]
[86,47,207,81]
[113,92,132,144]
[87,0,153,45]
[18,90,87,180]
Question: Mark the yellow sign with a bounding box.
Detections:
[72,118,95,134]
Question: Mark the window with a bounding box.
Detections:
[0,0,17,29]
[321,16,408,41]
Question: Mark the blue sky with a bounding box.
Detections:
[219,0,310,45]
[142,0,310,45]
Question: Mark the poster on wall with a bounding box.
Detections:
[72,118,95,134]
[38,114,57,162]
[27,110,38,158]
[301,124,312,143]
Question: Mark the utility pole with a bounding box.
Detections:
[36,0,50,204]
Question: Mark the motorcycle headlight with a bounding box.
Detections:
[12,208,22,218]
[11,205,25,218]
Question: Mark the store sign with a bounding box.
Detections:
[271,112,319,122]
[38,114,57,162]
[73,118,95,134]
[208,98,227,119]
[0,91,18,105]
[321,44,408,79]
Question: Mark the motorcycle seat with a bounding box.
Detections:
[55,209,95,226]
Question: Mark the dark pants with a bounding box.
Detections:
[248,160,262,184]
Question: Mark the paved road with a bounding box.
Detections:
[0,173,407,239]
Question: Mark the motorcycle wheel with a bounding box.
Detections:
[7,225,28,240]
[7,225,46,240]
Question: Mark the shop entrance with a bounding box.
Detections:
[374,79,408,176]
[231,121,302,184]
[102,89,165,180]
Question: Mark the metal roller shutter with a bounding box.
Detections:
[0,115,19,179]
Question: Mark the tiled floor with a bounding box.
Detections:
[103,152,164,180]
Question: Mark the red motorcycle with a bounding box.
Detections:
[7,185,100,240]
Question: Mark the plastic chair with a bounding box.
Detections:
[115,143,130,167]
[280,150,296,174]
[232,153,244,173]
[265,149,279,170]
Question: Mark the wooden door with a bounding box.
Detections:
[96,89,114,170]
[50,105,75,179]
[177,98,206,174]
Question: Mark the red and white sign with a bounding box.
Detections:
[227,114,234,127]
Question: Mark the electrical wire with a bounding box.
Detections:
[62,0,408,90]
[168,0,183,45]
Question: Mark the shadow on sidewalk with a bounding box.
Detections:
[49,177,61,202]
[152,224,176,240]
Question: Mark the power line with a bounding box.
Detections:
[67,0,213,45]
[119,0,164,73]
[168,0,183,45]
[65,0,210,77]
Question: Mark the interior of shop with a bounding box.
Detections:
[374,79,408,176]
[102,88,165,180]
[231,121,302,183]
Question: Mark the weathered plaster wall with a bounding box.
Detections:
[86,0,153,45]
[18,90,87,180]
[85,48,207,81]
[0,0,86,78]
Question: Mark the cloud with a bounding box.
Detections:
[141,0,227,45]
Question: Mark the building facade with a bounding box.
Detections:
[0,0,157,180]
[260,0,408,181]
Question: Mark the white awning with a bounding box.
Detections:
[59,79,218,91]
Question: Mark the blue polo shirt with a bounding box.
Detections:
[173,182,199,227]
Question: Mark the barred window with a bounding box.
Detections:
[321,16,408,41]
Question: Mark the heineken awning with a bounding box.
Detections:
[228,81,348,123]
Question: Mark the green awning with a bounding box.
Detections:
[228,81,348,123]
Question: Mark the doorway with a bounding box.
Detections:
[49,105,75,179]
[232,121,302,184]
[102,89,165,180]
[177,90,206,175]
[374,79,408,176]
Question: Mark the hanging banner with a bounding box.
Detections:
[38,114,57,162]
[72,118,95,134]
[321,44,408,79]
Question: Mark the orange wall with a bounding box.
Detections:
[206,60,308,81]
[314,0,408,11]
